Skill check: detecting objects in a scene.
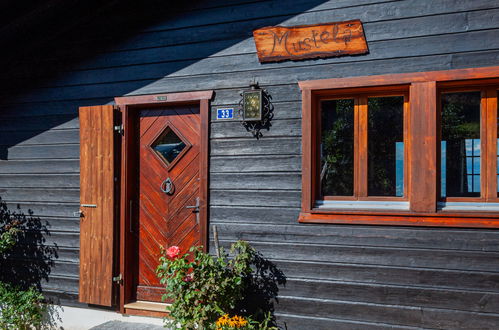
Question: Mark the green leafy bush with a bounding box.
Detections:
[156,241,282,330]
[0,198,57,329]
[0,222,19,255]
[0,282,47,329]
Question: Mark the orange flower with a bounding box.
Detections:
[232,315,248,327]
[216,314,248,329]
[216,314,230,327]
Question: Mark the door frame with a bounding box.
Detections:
[115,90,213,314]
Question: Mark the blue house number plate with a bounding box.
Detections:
[217,108,234,120]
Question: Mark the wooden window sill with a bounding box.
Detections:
[299,210,499,228]
[438,202,499,212]
[315,200,409,211]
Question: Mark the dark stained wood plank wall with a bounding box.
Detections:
[0,0,498,327]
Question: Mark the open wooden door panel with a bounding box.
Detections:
[78,105,116,306]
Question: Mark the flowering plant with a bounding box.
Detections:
[216,314,248,329]
[156,240,280,330]
[166,245,180,259]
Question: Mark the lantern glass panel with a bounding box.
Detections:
[243,90,262,121]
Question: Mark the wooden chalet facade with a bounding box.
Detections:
[1,0,499,328]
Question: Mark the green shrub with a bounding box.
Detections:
[0,221,19,255]
[0,199,56,329]
[0,282,47,329]
[156,241,280,330]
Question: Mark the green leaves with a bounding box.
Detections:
[156,241,266,330]
[0,202,46,329]
[0,283,46,329]
[0,220,20,255]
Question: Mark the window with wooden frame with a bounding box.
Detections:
[437,83,499,211]
[299,66,499,228]
[317,89,409,211]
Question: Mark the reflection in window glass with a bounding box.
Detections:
[321,99,354,196]
[151,127,186,165]
[367,96,404,196]
[441,92,481,197]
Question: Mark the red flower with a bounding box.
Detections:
[183,273,194,282]
[166,246,180,259]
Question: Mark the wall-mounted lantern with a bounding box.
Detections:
[242,84,263,121]
[239,82,273,139]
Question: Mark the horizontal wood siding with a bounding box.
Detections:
[0,0,498,327]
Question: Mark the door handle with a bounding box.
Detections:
[185,197,200,212]
[186,197,200,224]
[160,177,175,195]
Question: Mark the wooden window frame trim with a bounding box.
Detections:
[438,86,498,203]
[115,90,213,314]
[299,66,499,228]
[318,91,409,201]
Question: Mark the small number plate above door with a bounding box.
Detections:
[217,108,234,120]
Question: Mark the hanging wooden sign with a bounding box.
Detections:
[253,20,368,63]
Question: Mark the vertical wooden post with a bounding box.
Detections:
[357,96,368,198]
[212,225,220,258]
[484,88,498,201]
[301,88,313,212]
[200,98,210,253]
[409,81,437,212]
[119,105,133,314]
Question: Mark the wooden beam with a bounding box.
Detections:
[301,88,313,213]
[115,91,213,106]
[299,66,499,90]
[409,82,437,213]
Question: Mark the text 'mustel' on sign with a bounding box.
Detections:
[253,20,368,63]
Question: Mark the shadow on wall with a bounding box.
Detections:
[240,248,287,326]
[0,0,329,159]
[0,197,58,293]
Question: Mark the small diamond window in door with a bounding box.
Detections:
[151,126,187,165]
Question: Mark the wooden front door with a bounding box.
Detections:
[136,105,201,302]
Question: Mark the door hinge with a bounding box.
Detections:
[112,273,123,285]
[114,124,124,135]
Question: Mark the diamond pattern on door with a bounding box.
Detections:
[151,125,189,167]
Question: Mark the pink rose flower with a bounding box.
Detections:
[183,273,194,282]
[166,246,180,259]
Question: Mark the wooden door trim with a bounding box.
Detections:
[115,91,213,106]
[115,90,213,314]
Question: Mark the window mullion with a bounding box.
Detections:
[358,96,368,197]
[353,98,360,197]
[403,94,410,199]
[409,81,437,212]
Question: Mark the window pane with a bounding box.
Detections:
[151,127,186,165]
[441,91,481,197]
[321,99,354,196]
[367,96,404,196]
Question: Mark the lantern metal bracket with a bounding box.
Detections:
[238,82,274,139]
